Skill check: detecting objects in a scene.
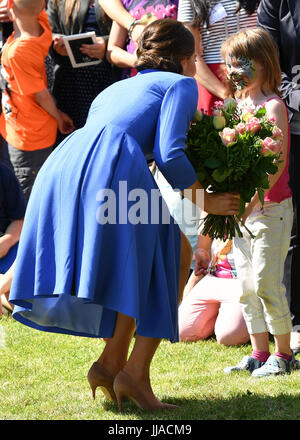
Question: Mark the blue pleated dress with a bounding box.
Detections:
[9,70,198,342]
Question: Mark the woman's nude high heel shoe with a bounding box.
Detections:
[113,370,178,411]
[87,362,116,402]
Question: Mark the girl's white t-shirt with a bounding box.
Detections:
[178,0,257,63]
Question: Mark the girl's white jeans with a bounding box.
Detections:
[233,198,293,335]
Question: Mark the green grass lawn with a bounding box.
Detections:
[0,314,300,421]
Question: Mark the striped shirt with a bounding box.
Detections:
[178,0,257,63]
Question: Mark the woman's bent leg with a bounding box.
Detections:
[97,312,136,376]
[215,301,249,346]
[114,334,177,410]
[178,230,193,304]
[179,292,219,342]
[87,312,136,401]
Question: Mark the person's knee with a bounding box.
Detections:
[179,327,209,342]
[216,331,249,346]
[179,315,215,342]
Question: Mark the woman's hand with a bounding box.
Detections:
[80,37,106,60]
[53,36,68,56]
[204,192,240,216]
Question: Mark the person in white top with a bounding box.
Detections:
[178,0,260,114]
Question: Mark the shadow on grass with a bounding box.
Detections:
[101,392,300,420]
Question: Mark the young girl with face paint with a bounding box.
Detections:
[221,28,299,377]
[177,0,260,114]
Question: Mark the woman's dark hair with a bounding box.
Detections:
[190,0,261,29]
[135,19,195,74]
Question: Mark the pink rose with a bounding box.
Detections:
[235,122,247,135]
[214,101,224,109]
[219,127,236,146]
[245,117,261,134]
[261,137,282,156]
[240,104,256,122]
[272,126,283,140]
[268,117,276,124]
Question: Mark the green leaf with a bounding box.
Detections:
[196,171,206,183]
[238,199,246,218]
[203,157,222,169]
[258,188,265,205]
[240,187,256,202]
[212,167,232,183]
[255,107,266,118]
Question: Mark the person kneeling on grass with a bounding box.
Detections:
[0,163,26,315]
[179,235,250,346]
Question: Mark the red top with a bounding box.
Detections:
[264,97,292,203]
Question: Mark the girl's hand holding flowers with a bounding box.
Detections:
[185,101,283,239]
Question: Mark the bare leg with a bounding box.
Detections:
[250,332,269,352]
[114,335,177,410]
[87,312,135,400]
[1,292,14,313]
[123,335,161,385]
[97,312,136,376]
[178,231,193,305]
[274,333,292,356]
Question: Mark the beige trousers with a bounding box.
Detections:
[233,198,293,335]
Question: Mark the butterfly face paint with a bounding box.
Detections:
[226,55,257,90]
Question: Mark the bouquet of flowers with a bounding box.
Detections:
[185,98,283,239]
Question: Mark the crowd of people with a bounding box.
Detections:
[0,0,299,412]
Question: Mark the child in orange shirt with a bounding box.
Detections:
[0,0,74,200]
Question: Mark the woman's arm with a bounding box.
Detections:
[185,24,227,99]
[185,180,240,216]
[153,77,240,215]
[99,0,133,29]
[99,0,145,41]
[106,20,136,68]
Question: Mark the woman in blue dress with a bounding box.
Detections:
[8,19,239,411]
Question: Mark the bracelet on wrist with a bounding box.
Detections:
[128,18,140,39]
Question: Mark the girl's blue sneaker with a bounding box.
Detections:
[223,356,264,374]
[252,354,299,377]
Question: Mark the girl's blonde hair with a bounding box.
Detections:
[221,28,282,98]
